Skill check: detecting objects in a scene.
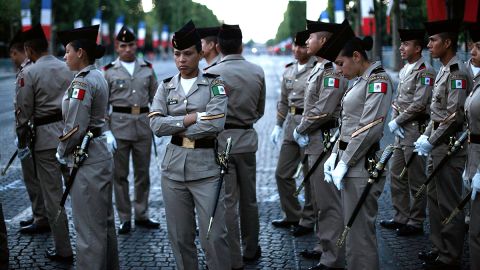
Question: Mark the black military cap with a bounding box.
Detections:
[316,19,355,61]
[218,24,242,40]
[424,20,461,36]
[57,25,100,47]
[197,27,220,39]
[116,25,136,42]
[294,30,310,46]
[307,21,338,34]
[398,29,426,42]
[172,20,201,50]
[9,29,24,49]
[469,24,480,43]
[22,24,47,43]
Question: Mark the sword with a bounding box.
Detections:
[294,129,339,197]
[206,137,232,240]
[442,190,472,225]
[414,131,468,200]
[337,144,395,247]
[1,150,18,176]
[54,131,94,224]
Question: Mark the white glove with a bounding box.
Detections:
[103,130,117,153]
[332,160,349,190]
[196,112,207,122]
[471,171,480,200]
[462,169,470,189]
[270,125,282,145]
[17,147,31,161]
[388,119,405,138]
[324,153,337,183]
[14,137,18,147]
[293,128,309,147]
[55,152,66,165]
[413,135,433,156]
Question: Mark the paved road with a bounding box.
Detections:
[0,55,471,269]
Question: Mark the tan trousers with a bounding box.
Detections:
[470,196,480,270]
[20,155,47,224]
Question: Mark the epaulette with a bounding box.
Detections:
[324,62,333,69]
[203,72,220,78]
[77,70,90,78]
[285,62,294,68]
[163,76,173,83]
[313,60,318,66]
[418,63,426,70]
[103,62,114,71]
[203,62,217,71]
[450,63,459,72]
[142,60,153,68]
[371,66,385,74]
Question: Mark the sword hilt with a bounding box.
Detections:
[399,167,408,179]
[294,182,305,197]
[442,208,460,225]
[336,226,350,247]
[414,184,427,199]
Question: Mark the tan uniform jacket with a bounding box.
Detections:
[392,58,435,146]
[203,54,222,71]
[15,55,74,150]
[334,62,393,174]
[57,65,111,165]
[465,70,480,179]
[276,57,316,142]
[13,58,32,126]
[149,70,228,181]
[207,54,266,154]
[297,59,347,154]
[103,58,158,140]
[424,56,471,145]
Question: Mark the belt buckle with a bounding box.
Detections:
[131,106,141,115]
[290,107,295,114]
[182,137,195,149]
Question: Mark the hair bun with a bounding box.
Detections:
[361,36,373,51]
[95,44,105,59]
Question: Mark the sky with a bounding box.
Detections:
[192,0,324,44]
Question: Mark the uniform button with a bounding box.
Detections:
[183,100,187,104]
[132,90,136,93]
[176,123,181,126]
[134,104,138,106]
[435,84,438,87]
[401,81,404,83]
[292,92,296,95]
[295,79,298,82]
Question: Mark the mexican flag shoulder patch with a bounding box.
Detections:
[368,82,387,93]
[211,84,226,96]
[323,77,339,88]
[70,87,86,100]
[450,79,466,90]
[421,76,433,86]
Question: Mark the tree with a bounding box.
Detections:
[273,1,306,44]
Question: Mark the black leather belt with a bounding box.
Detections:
[171,135,215,149]
[339,140,348,150]
[339,140,380,152]
[321,120,339,130]
[224,123,253,130]
[433,121,440,130]
[112,106,149,115]
[470,133,480,144]
[34,112,63,126]
[289,106,304,115]
[88,127,102,138]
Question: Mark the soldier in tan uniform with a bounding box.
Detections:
[206,24,265,269]
[56,24,119,270]
[413,20,470,269]
[295,22,348,269]
[322,20,393,270]
[197,27,221,69]
[103,26,159,234]
[380,29,434,236]
[149,20,230,270]
[270,30,316,237]
[9,29,49,233]
[15,24,73,262]
[465,24,480,270]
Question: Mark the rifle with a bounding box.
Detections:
[337,144,395,247]
[206,137,232,240]
[414,131,468,199]
[294,129,340,197]
[54,131,94,224]
[442,190,472,225]
[1,150,18,176]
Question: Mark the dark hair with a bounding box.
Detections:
[194,41,202,53]
[438,32,458,51]
[339,36,373,60]
[218,38,242,55]
[70,39,105,64]
[9,42,24,52]
[412,39,425,49]
[24,39,48,53]
[203,36,218,44]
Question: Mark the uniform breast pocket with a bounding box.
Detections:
[113,79,129,92]
[285,78,294,89]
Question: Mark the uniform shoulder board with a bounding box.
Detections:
[285,62,294,68]
[371,66,385,74]
[313,60,318,66]
[142,60,153,68]
[77,70,90,78]
[163,76,173,83]
[418,63,426,70]
[450,63,459,72]
[203,72,220,78]
[103,62,114,71]
[324,62,333,69]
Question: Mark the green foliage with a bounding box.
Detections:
[274,1,306,43]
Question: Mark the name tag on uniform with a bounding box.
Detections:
[167,99,178,105]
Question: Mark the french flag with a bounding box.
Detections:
[115,16,125,37]
[334,0,345,24]
[320,10,329,22]
[40,0,52,40]
[138,21,146,47]
[91,10,102,43]
[21,0,32,31]
[361,0,375,36]
[153,27,160,48]
[102,22,110,45]
[426,0,447,21]
[464,0,480,23]
[74,20,83,29]
[161,25,169,48]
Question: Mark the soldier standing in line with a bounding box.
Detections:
[9,29,49,233]
[56,24,119,270]
[414,20,470,269]
[294,21,348,269]
[322,20,393,270]
[197,26,221,69]
[380,29,435,236]
[465,24,480,270]
[149,20,231,270]
[15,24,73,263]
[270,30,316,238]
[207,23,265,269]
[103,25,159,234]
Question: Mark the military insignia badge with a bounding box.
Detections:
[70,87,86,100]
[421,77,433,86]
[211,79,226,96]
[323,77,339,88]
[368,82,387,93]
